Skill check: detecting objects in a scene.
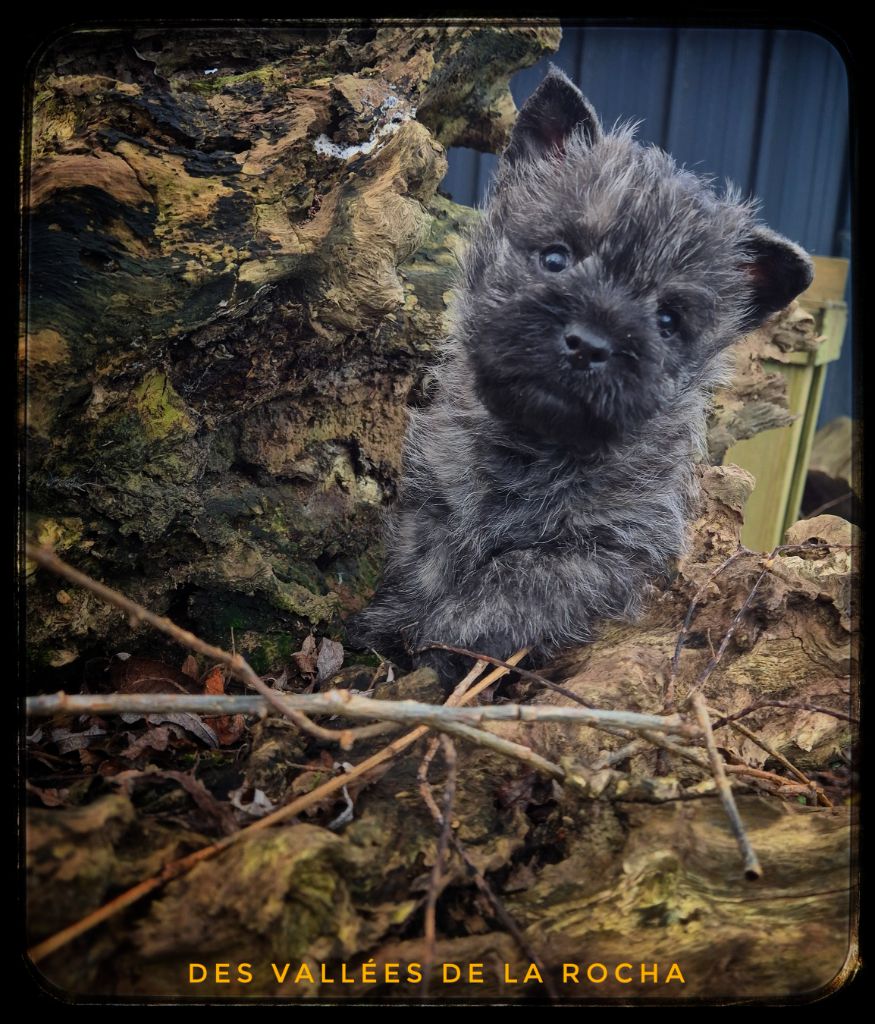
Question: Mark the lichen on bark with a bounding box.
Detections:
[23,24,558,673]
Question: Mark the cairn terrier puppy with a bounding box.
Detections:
[347,67,813,685]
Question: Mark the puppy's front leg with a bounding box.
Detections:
[415,544,641,684]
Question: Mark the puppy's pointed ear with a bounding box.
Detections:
[738,227,815,331]
[502,65,603,167]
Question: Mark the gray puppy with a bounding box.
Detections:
[346,67,813,685]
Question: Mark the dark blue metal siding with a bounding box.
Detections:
[665,30,769,193]
[440,27,852,425]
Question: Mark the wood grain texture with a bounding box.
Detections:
[23,25,557,671]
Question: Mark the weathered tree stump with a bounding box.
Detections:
[24,24,857,1003]
[24,24,558,672]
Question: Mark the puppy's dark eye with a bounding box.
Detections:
[656,306,681,337]
[539,245,572,273]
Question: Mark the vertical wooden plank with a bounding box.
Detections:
[784,362,828,534]
[728,362,814,552]
[439,147,481,207]
[818,194,853,427]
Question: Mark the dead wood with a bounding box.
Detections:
[24,24,558,672]
[23,24,857,1003]
[26,469,857,999]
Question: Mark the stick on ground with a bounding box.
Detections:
[691,693,763,881]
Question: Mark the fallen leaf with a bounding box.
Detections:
[293,634,319,678]
[25,781,66,807]
[120,712,218,748]
[317,638,344,683]
[200,665,245,745]
[202,665,226,695]
[122,726,172,759]
[110,768,238,834]
[110,656,201,695]
[228,785,276,817]
[50,723,106,754]
[205,713,246,747]
[181,655,200,680]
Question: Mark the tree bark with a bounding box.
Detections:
[24,24,857,1002]
[24,23,559,672]
[26,469,857,999]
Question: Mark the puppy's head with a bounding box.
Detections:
[455,67,813,449]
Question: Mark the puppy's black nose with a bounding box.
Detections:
[563,326,613,369]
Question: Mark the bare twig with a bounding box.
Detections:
[690,693,762,880]
[26,544,374,749]
[773,540,857,553]
[417,734,561,1002]
[803,491,855,519]
[423,642,595,707]
[418,735,457,998]
[29,655,537,964]
[25,694,301,716]
[449,829,560,1000]
[681,558,771,707]
[723,763,821,787]
[594,737,649,770]
[666,547,754,709]
[710,700,857,729]
[668,544,852,712]
[597,728,839,803]
[727,719,833,808]
[25,690,695,739]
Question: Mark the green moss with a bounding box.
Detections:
[268,504,288,536]
[342,650,382,670]
[186,65,283,93]
[355,549,384,592]
[246,633,299,673]
[30,515,85,553]
[130,371,195,441]
[271,579,338,622]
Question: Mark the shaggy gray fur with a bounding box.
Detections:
[346,67,813,685]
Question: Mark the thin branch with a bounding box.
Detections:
[25,544,374,749]
[773,540,858,554]
[669,538,855,713]
[594,736,650,770]
[727,719,833,808]
[417,740,562,1003]
[449,829,560,1000]
[645,726,825,802]
[803,491,855,519]
[723,762,823,787]
[25,691,695,738]
[681,558,771,706]
[28,655,535,964]
[417,742,562,1003]
[666,547,754,709]
[595,728,839,802]
[423,642,595,707]
[690,693,762,881]
[418,735,457,998]
[710,700,857,729]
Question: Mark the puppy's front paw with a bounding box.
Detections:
[343,609,372,650]
[414,647,470,689]
[415,630,527,689]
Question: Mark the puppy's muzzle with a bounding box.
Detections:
[563,324,613,370]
